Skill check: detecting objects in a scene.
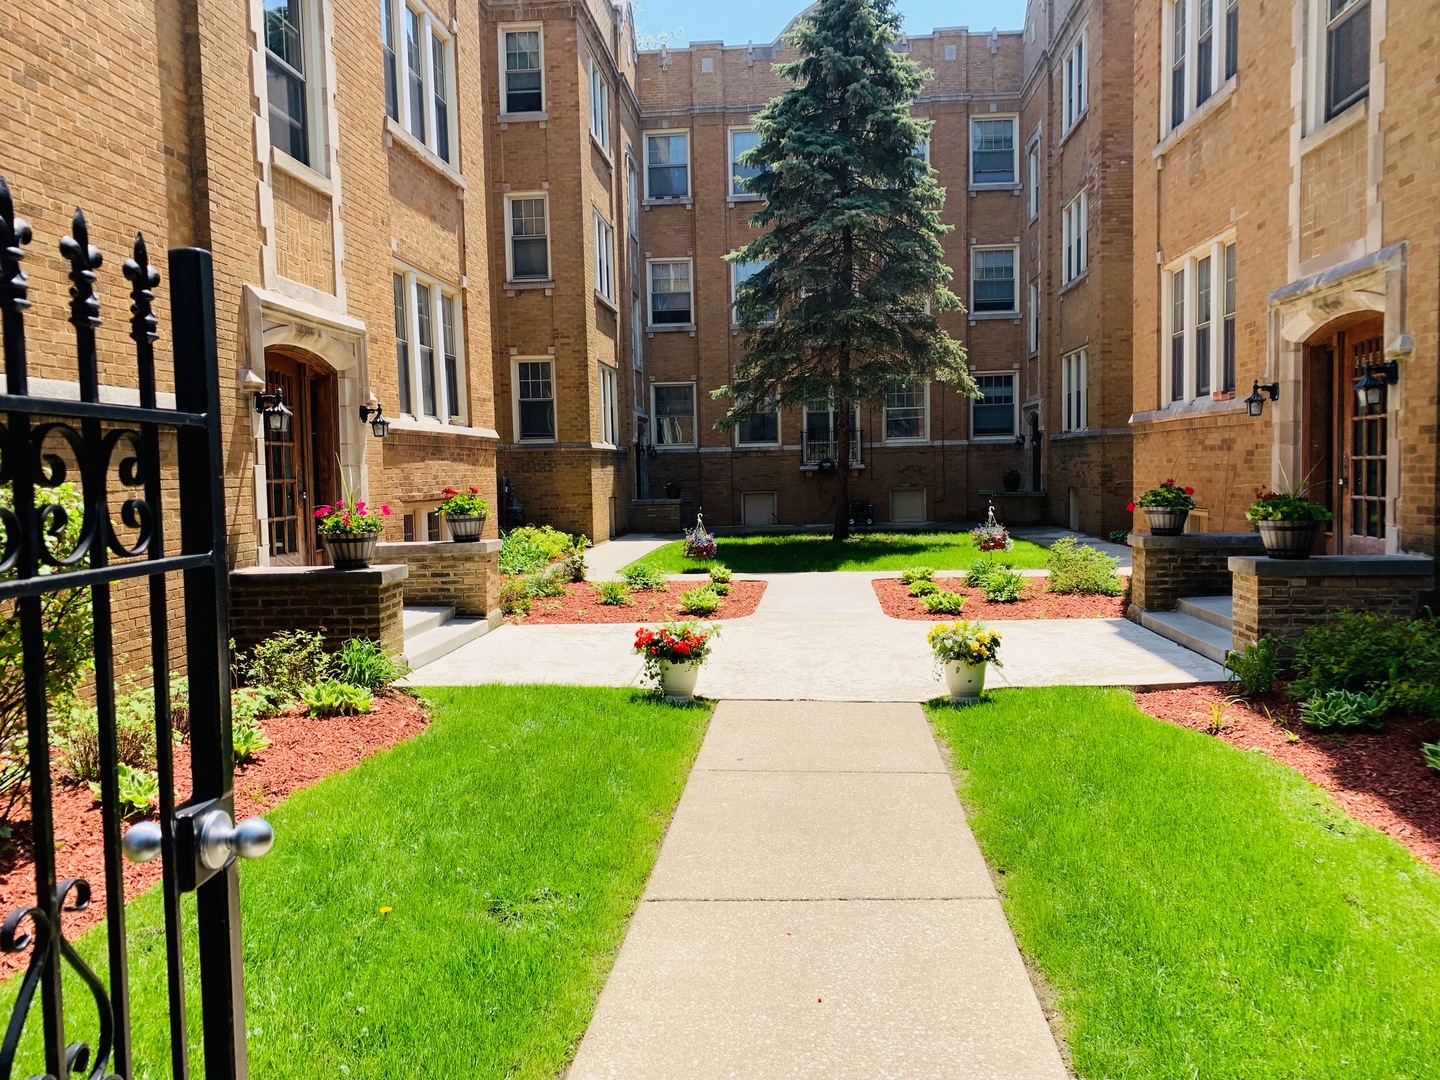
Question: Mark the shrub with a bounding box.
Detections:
[232,685,290,727]
[53,684,162,785]
[963,557,1002,589]
[1225,638,1280,697]
[922,591,968,615]
[1300,689,1387,731]
[1107,530,1130,544]
[332,638,408,690]
[1424,743,1440,772]
[678,586,722,616]
[89,762,159,819]
[712,582,732,596]
[529,565,569,598]
[559,549,588,583]
[1045,537,1124,596]
[499,578,533,616]
[982,568,1027,603]
[596,580,633,606]
[709,565,734,585]
[242,629,331,696]
[899,566,936,585]
[301,681,374,718]
[232,719,270,764]
[499,526,578,576]
[1291,612,1440,716]
[909,580,939,598]
[622,563,668,592]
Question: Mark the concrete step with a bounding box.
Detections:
[1176,595,1234,631]
[403,605,455,637]
[1136,609,1233,666]
[404,615,493,671]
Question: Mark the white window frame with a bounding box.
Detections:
[1061,348,1089,433]
[1062,30,1088,132]
[801,398,861,464]
[265,0,328,172]
[1304,0,1370,133]
[626,152,640,237]
[1162,0,1238,138]
[631,297,645,370]
[883,379,930,444]
[512,356,557,443]
[969,115,1018,187]
[646,258,694,329]
[1161,231,1236,405]
[652,381,697,447]
[498,23,545,117]
[728,126,763,199]
[971,373,1019,441]
[593,210,616,303]
[970,245,1019,315]
[598,362,619,446]
[589,58,611,152]
[384,0,456,162]
[1061,190,1089,286]
[730,259,773,325]
[393,263,467,425]
[504,192,551,283]
[1026,140,1041,221]
[735,396,781,448]
[1027,278,1040,355]
[643,129,691,200]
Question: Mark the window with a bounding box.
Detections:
[653,383,696,446]
[730,128,762,197]
[594,211,616,302]
[736,398,779,446]
[802,399,861,464]
[382,0,398,121]
[1195,254,1212,396]
[1222,242,1237,393]
[589,60,610,151]
[972,374,1017,438]
[264,0,313,165]
[1027,279,1040,354]
[381,0,456,161]
[1196,0,1214,106]
[1169,0,1187,130]
[515,359,555,441]
[1061,350,1088,432]
[1325,0,1369,120]
[431,28,450,162]
[506,195,549,282]
[626,156,640,236]
[394,268,466,422]
[598,364,619,445]
[1164,238,1237,403]
[913,140,930,163]
[1062,190,1088,285]
[631,298,644,370]
[1169,267,1186,401]
[970,117,1017,185]
[501,26,544,114]
[1063,32,1087,130]
[884,380,927,442]
[971,247,1018,314]
[645,132,690,199]
[1164,0,1238,136]
[648,260,693,326]
[731,260,773,324]
[1225,0,1239,79]
[1026,143,1040,220]
[405,9,425,142]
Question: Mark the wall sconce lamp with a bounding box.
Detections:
[636,440,659,459]
[358,403,391,439]
[253,387,293,435]
[1352,360,1399,410]
[1244,380,1280,418]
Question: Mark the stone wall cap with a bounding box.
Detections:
[631,498,683,506]
[231,564,410,586]
[1229,554,1436,577]
[1131,532,1266,551]
[375,540,501,556]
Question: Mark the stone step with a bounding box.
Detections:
[403,605,455,637]
[1176,595,1234,631]
[404,615,493,671]
[1136,609,1233,666]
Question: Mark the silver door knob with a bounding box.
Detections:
[123,822,163,864]
[196,809,275,870]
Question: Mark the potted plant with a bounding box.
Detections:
[1246,489,1334,559]
[634,621,718,702]
[682,513,717,565]
[1127,478,1196,536]
[435,485,489,542]
[970,505,1013,553]
[315,498,391,568]
[928,620,1003,703]
[664,479,682,499]
[1002,468,1023,493]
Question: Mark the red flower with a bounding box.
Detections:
[1165,477,1175,485]
[469,486,480,494]
[675,642,691,656]
[1125,500,1136,513]
[1183,486,1195,496]
[442,487,459,496]
[314,505,331,519]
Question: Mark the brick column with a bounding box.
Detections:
[1128,533,1266,613]
[375,539,501,618]
[229,565,409,659]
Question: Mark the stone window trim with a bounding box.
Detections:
[643,129,692,201]
[511,356,557,444]
[384,117,466,190]
[1152,76,1237,158]
[498,22,545,117]
[270,146,332,197]
[383,0,457,164]
[1305,0,1371,133]
[1298,94,1367,159]
[393,262,467,425]
[1160,229,1237,407]
[504,192,551,285]
[1161,0,1240,138]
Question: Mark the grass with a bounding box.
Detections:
[2,685,710,1079]
[927,687,1440,1080]
[630,531,1050,574]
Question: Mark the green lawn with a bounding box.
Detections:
[2,685,710,1079]
[630,531,1050,574]
[928,687,1440,1080]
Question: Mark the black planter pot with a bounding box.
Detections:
[445,514,486,542]
[323,535,378,569]
[1257,520,1322,559]
[664,481,682,499]
[1143,507,1189,536]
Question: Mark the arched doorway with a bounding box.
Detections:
[263,347,340,565]
[1301,314,1388,554]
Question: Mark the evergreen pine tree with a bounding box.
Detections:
[720,0,974,540]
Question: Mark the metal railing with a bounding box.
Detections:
[801,429,864,468]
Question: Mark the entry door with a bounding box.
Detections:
[1307,322,1388,554]
[264,355,315,565]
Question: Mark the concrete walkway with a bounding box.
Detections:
[585,534,675,580]
[566,700,1070,1080]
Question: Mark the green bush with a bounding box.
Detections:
[1291,612,1440,716]
[242,630,331,696]
[1225,637,1280,697]
[1424,743,1440,772]
[232,685,290,726]
[1300,689,1387,731]
[499,578,533,616]
[301,681,374,718]
[963,556,1003,589]
[922,590,968,615]
[53,682,164,785]
[982,568,1027,603]
[899,566,936,585]
[712,582,732,596]
[89,762,159,819]
[909,579,939,598]
[596,580,633,606]
[1045,537,1124,596]
[622,563,668,592]
[559,549,588,583]
[678,586,722,616]
[499,526,579,576]
[332,638,408,690]
[709,565,734,585]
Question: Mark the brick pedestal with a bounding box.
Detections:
[1229,555,1437,649]
[375,539,501,618]
[629,499,685,534]
[229,565,408,659]
[1128,533,1266,613]
[980,492,1050,526]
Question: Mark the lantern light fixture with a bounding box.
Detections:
[1244,379,1280,418]
[358,402,391,439]
[253,387,293,435]
[1352,360,1399,410]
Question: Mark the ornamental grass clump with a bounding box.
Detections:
[981,567,1027,603]
[633,622,718,688]
[596,580,634,606]
[927,621,1003,672]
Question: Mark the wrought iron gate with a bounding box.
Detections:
[0,179,271,1078]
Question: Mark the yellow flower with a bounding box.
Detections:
[379,906,393,915]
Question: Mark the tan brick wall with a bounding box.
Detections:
[229,568,407,658]
[1231,565,1437,649]
[1128,533,1265,612]
[375,540,501,616]
[272,170,337,294]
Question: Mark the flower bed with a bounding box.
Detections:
[0,692,428,977]
[507,580,766,624]
[872,576,1126,620]
[1135,684,1440,873]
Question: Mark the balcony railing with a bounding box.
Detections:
[801,429,864,468]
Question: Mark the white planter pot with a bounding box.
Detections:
[943,660,987,703]
[659,659,701,701]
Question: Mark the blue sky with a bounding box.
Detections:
[633,0,1029,48]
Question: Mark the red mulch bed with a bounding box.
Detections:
[0,692,429,976]
[509,580,767,624]
[1136,684,1440,873]
[872,576,1127,620]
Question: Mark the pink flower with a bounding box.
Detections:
[381,505,392,517]
[314,506,331,519]
[355,501,367,513]
[1126,500,1136,513]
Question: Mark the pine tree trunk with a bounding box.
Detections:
[834,360,852,542]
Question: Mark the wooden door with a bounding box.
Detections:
[263,355,315,565]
